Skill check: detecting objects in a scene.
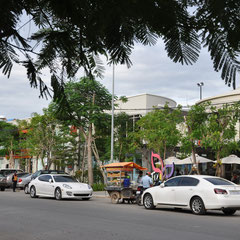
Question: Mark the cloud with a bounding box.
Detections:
[99,41,233,107]
[0,40,235,119]
[0,64,50,119]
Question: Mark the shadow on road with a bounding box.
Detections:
[152,207,240,217]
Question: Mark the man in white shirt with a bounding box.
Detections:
[141,172,153,190]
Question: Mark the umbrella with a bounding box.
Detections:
[181,154,213,165]
[221,155,240,164]
[164,156,182,165]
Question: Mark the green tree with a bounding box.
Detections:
[181,103,210,173]
[17,119,34,172]
[53,77,112,185]
[132,105,183,161]
[21,107,63,170]
[1,1,240,99]
[202,103,240,176]
[0,121,19,168]
[56,126,78,170]
[113,112,134,162]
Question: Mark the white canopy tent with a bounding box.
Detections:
[221,155,240,164]
[157,155,213,166]
[181,154,213,165]
[164,156,182,165]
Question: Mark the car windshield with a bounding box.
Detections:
[53,176,78,182]
[204,177,234,185]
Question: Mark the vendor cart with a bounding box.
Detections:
[102,162,147,204]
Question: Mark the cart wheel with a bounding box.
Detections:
[110,191,120,204]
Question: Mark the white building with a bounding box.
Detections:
[197,87,240,141]
[115,93,177,117]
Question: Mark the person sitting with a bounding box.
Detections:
[231,172,240,184]
[175,168,182,176]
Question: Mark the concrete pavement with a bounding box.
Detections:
[93,191,109,198]
[0,190,239,240]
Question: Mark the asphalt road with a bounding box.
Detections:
[0,190,239,240]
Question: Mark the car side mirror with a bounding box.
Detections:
[160,183,165,188]
[49,179,53,183]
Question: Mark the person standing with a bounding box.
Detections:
[137,171,143,185]
[141,172,153,190]
[12,172,18,192]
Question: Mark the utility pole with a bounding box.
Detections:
[110,64,115,162]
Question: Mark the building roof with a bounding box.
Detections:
[125,93,177,105]
[197,87,240,105]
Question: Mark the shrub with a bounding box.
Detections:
[92,182,105,191]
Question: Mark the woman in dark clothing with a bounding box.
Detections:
[12,172,18,192]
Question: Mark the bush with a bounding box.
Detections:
[92,182,105,191]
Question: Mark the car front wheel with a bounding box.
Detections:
[190,197,206,215]
[143,194,155,209]
[30,186,37,198]
[55,188,62,200]
[222,209,236,216]
[24,185,29,194]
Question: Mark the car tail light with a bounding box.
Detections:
[18,179,22,183]
[214,188,228,194]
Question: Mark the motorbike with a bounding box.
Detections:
[135,186,144,205]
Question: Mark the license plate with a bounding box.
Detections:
[230,191,240,195]
[136,191,140,194]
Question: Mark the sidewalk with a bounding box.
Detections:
[93,191,109,198]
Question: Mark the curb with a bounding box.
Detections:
[93,191,110,198]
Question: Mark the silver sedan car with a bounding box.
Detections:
[16,173,32,189]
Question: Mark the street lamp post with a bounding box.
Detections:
[197,82,204,100]
[110,64,115,162]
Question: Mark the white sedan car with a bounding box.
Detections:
[142,175,240,215]
[29,174,93,200]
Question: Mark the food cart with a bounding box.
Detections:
[102,162,147,204]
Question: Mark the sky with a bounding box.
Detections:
[0,26,238,120]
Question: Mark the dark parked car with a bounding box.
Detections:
[24,170,67,194]
[0,169,23,191]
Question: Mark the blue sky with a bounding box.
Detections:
[0,19,237,119]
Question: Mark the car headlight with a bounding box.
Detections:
[63,184,72,189]
[88,185,92,190]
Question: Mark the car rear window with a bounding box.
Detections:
[17,173,29,177]
[204,178,234,185]
[54,176,78,182]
